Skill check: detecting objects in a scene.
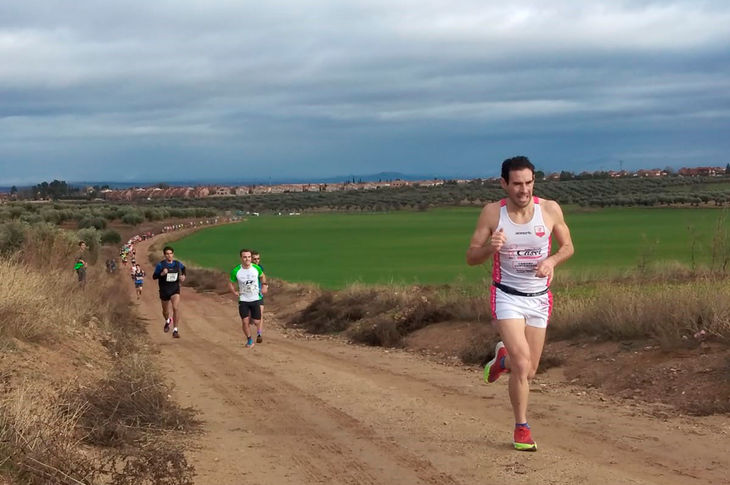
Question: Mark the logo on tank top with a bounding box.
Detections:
[534,225,546,237]
[516,248,543,258]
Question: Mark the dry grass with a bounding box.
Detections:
[0,225,198,484]
[291,283,464,347]
[0,385,101,484]
[288,273,730,358]
[71,353,197,447]
[0,259,93,342]
[20,223,80,268]
[183,266,229,294]
[550,279,730,348]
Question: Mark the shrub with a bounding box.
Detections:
[348,317,402,347]
[0,221,26,255]
[291,284,459,344]
[78,216,107,230]
[72,353,197,446]
[121,212,144,225]
[100,229,122,245]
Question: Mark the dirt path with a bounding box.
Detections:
[134,238,728,485]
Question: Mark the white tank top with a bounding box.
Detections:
[493,197,552,292]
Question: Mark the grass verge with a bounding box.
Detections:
[0,224,198,484]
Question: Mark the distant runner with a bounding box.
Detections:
[251,250,266,343]
[152,246,186,338]
[466,156,574,452]
[131,264,145,299]
[228,249,267,348]
[74,241,87,287]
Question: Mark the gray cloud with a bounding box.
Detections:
[1,0,729,184]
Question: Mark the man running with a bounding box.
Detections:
[466,156,574,452]
[251,250,266,343]
[152,246,186,338]
[228,249,267,348]
[131,264,145,299]
[74,241,87,287]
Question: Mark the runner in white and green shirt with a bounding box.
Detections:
[228,248,268,348]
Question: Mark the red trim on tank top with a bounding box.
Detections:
[490,285,497,319]
[533,196,539,204]
[500,199,507,207]
[492,252,501,283]
[546,234,553,286]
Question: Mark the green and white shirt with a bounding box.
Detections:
[230,263,263,302]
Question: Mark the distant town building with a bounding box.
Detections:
[636,169,664,177]
[678,166,724,177]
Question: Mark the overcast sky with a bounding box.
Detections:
[1,0,729,185]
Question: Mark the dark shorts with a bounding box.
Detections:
[159,288,180,301]
[134,280,143,288]
[238,300,262,320]
[77,268,86,281]
[259,296,265,306]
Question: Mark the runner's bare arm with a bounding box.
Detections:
[466,203,503,266]
[227,280,239,297]
[260,272,268,295]
[535,201,574,278]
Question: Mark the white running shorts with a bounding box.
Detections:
[490,287,553,328]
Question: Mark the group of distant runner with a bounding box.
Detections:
[72,156,574,453]
[73,226,269,345]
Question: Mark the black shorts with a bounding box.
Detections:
[238,300,262,320]
[159,288,180,301]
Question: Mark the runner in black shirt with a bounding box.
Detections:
[152,246,186,338]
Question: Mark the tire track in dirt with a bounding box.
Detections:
[170,330,462,485]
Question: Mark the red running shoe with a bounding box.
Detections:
[483,341,508,383]
[513,426,537,451]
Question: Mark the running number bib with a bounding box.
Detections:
[166,272,178,282]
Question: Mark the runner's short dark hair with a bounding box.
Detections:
[501,156,535,182]
[163,246,174,254]
[240,248,252,257]
[251,250,260,257]
[78,241,86,246]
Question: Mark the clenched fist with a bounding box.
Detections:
[490,228,506,252]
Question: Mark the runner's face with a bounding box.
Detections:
[501,168,534,208]
[241,252,252,267]
[252,255,260,264]
[164,250,174,262]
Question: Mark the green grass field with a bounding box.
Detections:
[171,207,728,289]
